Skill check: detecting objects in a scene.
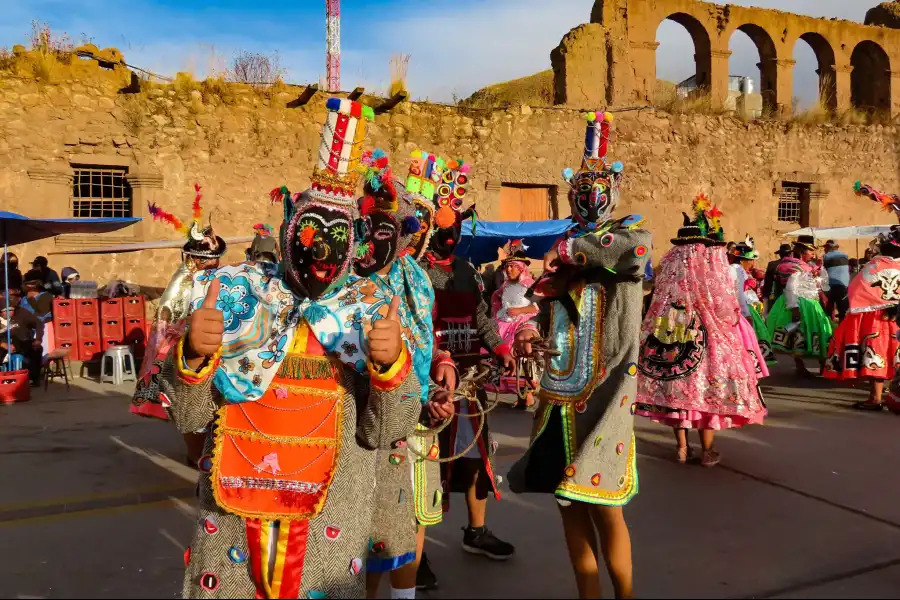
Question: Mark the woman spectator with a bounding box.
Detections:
[2,252,23,295]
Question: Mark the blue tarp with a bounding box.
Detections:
[456,219,574,266]
[0,211,141,246]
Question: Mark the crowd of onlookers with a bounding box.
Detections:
[1,253,80,386]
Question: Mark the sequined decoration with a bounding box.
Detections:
[590,474,602,487]
[564,465,576,478]
[228,546,247,564]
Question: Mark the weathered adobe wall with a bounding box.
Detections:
[0,58,897,290]
[557,0,900,117]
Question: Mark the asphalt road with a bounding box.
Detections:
[1,362,899,599]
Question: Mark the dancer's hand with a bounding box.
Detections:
[515,329,539,357]
[368,297,403,367]
[543,247,560,273]
[427,390,455,422]
[185,279,224,370]
[433,362,457,392]
[498,351,515,375]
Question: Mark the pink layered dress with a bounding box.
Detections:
[485,264,539,394]
[635,244,767,430]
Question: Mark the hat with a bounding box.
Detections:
[672,193,725,246]
[403,149,446,256]
[61,267,79,281]
[147,185,227,259]
[793,235,817,251]
[733,234,759,260]
[358,148,420,251]
[433,159,474,228]
[31,256,48,267]
[249,228,278,262]
[498,239,531,266]
[776,243,792,257]
[561,111,624,230]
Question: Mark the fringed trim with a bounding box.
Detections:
[849,303,898,315]
[277,354,336,381]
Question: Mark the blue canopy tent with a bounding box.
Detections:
[456,219,574,267]
[0,211,140,366]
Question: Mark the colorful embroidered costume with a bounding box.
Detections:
[131,185,226,420]
[635,198,767,430]
[766,237,833,359]
[163,99,425,599]
[488,240,540,395]
[508,111,649,506]
[730,236,775,367]
[419,159,509,505]
[826,183,900,382]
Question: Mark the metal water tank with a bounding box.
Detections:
[739,77,754,95]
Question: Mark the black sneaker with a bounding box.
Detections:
[416,552,438,591]
[461,526,515,560]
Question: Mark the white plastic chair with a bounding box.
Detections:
[100,345,136,385]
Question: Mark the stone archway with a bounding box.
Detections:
[729,23,779,115]
[657,12,713,93]
[851,40,891,113]
[796,32,837,111]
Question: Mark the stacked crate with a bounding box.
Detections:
[51,298,78,357]
[100,298,125,353]
[75,298,101,362]
[123,296,147,357]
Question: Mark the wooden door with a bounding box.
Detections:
[498,186,549,221]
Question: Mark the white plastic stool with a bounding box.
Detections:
[100,345,136,385]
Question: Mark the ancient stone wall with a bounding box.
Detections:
[556,0,900,117]
[0,54,898,290]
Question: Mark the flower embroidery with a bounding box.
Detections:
[304,302,329,325]
[252,374,263,387]
[196,270,217,284]
[207,275,260,334]
[342,341,358,356]
[238,357,255,374]
[259,335,288,369]
[346,309,364,331]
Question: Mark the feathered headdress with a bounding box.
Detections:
[253,223,274,237]
[855,180,900,222]
[358,149,398,214]
[734,233,759,259]
[434,159,475,231]
[672,193,726,246]
[147,185,226,258]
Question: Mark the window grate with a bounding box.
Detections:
[71,167,133,218]
[777,185,801,223]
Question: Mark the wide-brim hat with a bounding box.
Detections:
[776,243,792,256]
[500,251,531,267]
[734,243,759,260]
[793,235,817,251]
[671,223,716,246]
[183,236,227,259]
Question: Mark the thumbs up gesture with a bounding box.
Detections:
[185,278,224,369]
[367,296,403,368]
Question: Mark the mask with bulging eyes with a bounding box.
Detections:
[570,171,618,227]
[283,202,354,300]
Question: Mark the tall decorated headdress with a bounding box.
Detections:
[404,150,446,257]
[270,97,375,298]
[427,158,476,259]
[671,193,725,246]
[147,184,226,259]
[354,148,420,275]
[562,110,624,230]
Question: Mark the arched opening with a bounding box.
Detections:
[728,24,778,116]
[655,13,712,106]
[792,33,837,113]
[851,40,891,114]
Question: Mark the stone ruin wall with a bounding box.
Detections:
[557,0,900,117]
[0,49,898,291]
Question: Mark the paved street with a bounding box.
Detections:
[1,363,899,599]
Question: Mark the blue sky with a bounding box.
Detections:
[0,0,870,105]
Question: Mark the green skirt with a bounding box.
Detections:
[767,295,833,359]
[749,305,776,365]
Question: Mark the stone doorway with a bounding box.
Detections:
[497,184,558,221]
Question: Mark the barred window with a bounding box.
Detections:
[777,184,801,223]
[71,167,133,218]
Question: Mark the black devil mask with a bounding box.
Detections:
[283,193,356,300]
[355,150,420,277]
[427,159,474,260]
[562,111,624,231]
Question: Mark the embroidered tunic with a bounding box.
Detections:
[508,221,650,506]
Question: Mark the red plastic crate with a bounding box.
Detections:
[125,319,146,342]
[102,319,125,340]
[77,320,100,340]
[123,296,146,319]
[53,298,76,321]
[57,340,76,355]
[0,370,31,404]
[78,339,101,362]
[54,320,78,344]
[101,338,126,352]
[75,299,99,321]
[100,298,124,320]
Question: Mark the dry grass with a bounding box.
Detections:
[28,20,74,83]
[122,95,145,136]
[653,85,726,116]
[200,75,236,104]
[0,47,13,72]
